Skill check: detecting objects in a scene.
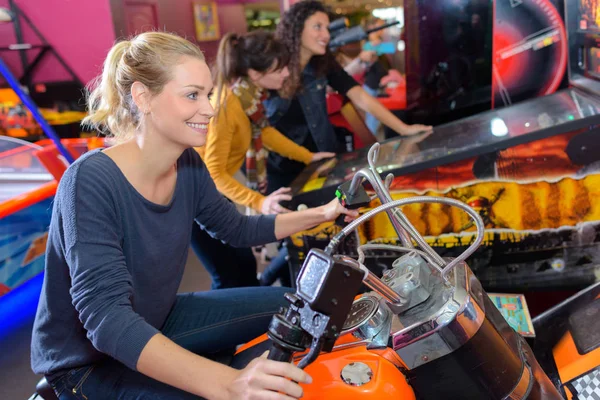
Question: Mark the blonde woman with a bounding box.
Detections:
[30,32,355,399]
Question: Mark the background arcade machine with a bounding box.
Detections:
[401,0,568,127]
[282,0,600,308]
[0,7,105,379]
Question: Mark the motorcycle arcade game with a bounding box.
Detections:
[227,1,600,398]
[233,143,600,398]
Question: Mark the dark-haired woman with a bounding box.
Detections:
[264,0,433,191]
[194,30,334,287]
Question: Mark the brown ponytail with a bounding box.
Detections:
[213,32,240,112]
[213,30,290,115]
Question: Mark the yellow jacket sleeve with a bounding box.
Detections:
[202,98,266,213]
[262,126,314,165]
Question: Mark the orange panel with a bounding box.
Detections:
[236,334,415,399]
[553,294,600,398]
[301,346,414,400]
[0,181,57,219]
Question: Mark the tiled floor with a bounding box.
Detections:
[0,249,215,400]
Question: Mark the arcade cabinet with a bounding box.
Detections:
[283,0,600,296]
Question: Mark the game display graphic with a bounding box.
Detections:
[0,200,52,297]
[588,47,600,78]
[579,0,600,32]
[488,293,535,337]
[289,130,600,290]
[0,138,55,298]
[493,0,568,107]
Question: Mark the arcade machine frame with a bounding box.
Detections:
[0,4,97,335]
[283,0,600,299]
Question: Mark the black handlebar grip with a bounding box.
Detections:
[267,342,294,363]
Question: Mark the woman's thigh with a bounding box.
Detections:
[161,286,290,354]
[52,361,203,400]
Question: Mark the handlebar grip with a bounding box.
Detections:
[267,342,294,363]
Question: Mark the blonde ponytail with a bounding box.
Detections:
[82,32,205,141]
[83,41,132,139]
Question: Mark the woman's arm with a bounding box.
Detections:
[202,98,266,212]
[137,334,311,400]
[274,198,356,239]
[346,85,432,136]
[262,126,334,165]
[262,126,313,164]
[137,334,236,399]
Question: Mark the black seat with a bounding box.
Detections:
[35,377,59,400]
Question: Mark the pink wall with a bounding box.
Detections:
[0,0,115,85]
[110,0,248,64]
[157,0,248,64]
[0,0,272,87]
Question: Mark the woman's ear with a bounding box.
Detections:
[247,69,262,83]
[131,81,150,114]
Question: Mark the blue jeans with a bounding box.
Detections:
[49,286,290,399]
[190,222,259,289]
[363,85,380,135]
[259,247,292,288]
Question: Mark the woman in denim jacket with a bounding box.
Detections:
[263,0,432,192]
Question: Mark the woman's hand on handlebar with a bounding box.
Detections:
[226,355,312,400]
[262,187,293,215]
[310,152,336,163]
[320,198,359,223]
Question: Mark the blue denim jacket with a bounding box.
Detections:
[264,63,339,153]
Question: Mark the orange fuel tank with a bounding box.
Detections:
[236,334,415,399]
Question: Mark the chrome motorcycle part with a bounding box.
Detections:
[386,253,432,313]
[340,295,393,347]
[391,262,485,369]
[357,244,437,266]
[340,362,373,386]
[334,255,404,304]
[401,267,562,399]
[348,143,446,267]
[325,196,485,281]
[342,295,379,333]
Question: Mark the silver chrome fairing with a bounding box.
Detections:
[390,261,486,370]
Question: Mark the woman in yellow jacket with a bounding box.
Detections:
[194,30,333,288]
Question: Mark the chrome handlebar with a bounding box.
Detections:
[347,144,447,268]
[326,151,486,282]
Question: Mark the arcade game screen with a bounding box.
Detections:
[577,0,600,79]
[579,0,600,32]
[492,0,568,108]
[295,88,600,195]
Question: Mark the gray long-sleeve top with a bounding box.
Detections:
[31,148,276,377]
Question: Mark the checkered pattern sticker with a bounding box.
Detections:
[570,368,600,400]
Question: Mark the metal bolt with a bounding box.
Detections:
[422,355,429,362]
[344,270,350,277]
[291,316,298,324]
[332,325,337,332]
[313,314,321,326]
[331,298,338,306]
